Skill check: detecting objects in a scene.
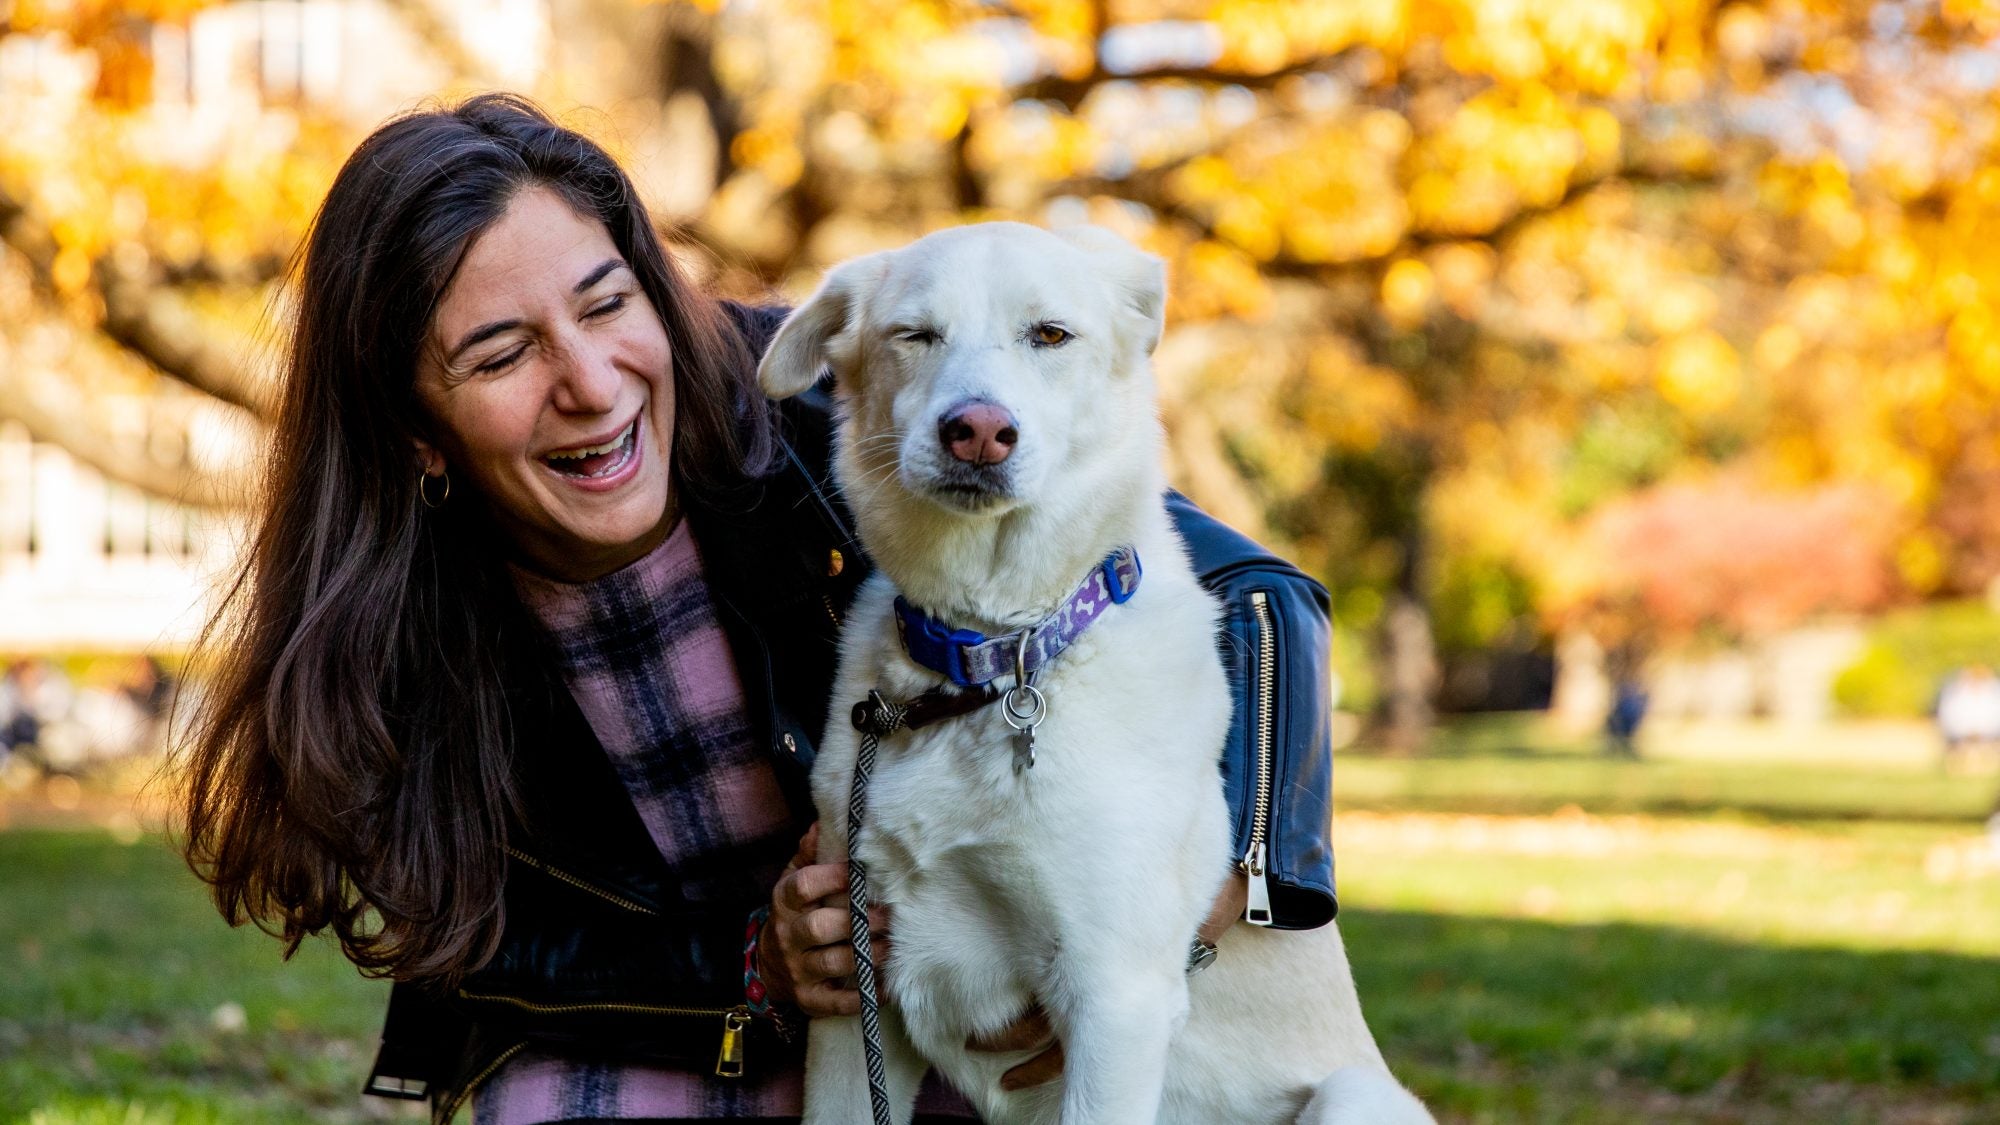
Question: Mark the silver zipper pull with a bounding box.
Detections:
[1243,841,1273,927]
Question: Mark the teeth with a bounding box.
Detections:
[546,421,633,461]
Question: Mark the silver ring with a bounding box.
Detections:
[1187,939,1218,975]
[1001,684,1046,730]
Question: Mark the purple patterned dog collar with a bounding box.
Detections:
[894,546,1142,689]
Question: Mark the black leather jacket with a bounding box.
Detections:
[365,322,1341,1123]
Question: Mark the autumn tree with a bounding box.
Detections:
[8,0,2000,743]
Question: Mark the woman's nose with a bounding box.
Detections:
[549,333,622,414]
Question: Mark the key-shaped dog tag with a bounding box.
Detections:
[1001,683,1046,774]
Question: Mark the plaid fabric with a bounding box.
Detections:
[482,520,976,1123]
[511,519,798,900]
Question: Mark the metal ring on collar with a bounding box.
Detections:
[1001,684,1046,729]
[1013,625,1035,689]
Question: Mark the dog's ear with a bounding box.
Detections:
[1054,225,1167,355]
[758,253,887,400]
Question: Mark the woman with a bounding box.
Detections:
[175,94,1341,1124]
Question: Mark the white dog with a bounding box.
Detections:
[758,222,1431,1125]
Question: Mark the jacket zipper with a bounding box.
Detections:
[437,1040,525,1124]
[1242,590,1277,926]
[456,991,754,1078]
[503,846,658,916]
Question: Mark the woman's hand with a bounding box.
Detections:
[969,868,1250,1090]
[969,1006,1062,1092]
[760,823,890,1018]
[1199,869,1249,945]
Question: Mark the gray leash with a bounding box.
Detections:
[846,690,905,1125]
[843,682,1004,1124]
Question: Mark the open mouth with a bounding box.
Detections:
[542,419,639,479]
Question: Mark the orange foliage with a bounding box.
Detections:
[1554,477,1902,641]
[8,0,2000,636]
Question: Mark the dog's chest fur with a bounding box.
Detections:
[814,540,1233,1057]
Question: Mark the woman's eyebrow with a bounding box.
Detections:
[444,260,630,360]
[572,258,627,295]
[447,318,522,361]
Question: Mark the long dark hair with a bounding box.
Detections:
[175,94,773,981]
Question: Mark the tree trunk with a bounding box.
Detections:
[541,0,725,222]
[1550,626,1612,733]
[1376,502,1438,753]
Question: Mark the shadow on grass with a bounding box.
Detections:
[1345,907,2000,1122]
[1349,712,1603,762]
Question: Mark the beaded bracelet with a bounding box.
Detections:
[743,904,775,1013]
[743,905,803,1042]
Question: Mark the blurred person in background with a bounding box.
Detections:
[1603,644,1648,760]
[0,660,29,769]
[1935,664,2000,772]
[121,656,174,757]
[1,658,74,773]
[171,94,1343,1124]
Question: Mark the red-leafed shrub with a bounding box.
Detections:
[1550,476,1902,643]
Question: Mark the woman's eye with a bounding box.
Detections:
[474,344,528,374]
[586,294,628,319]
[1032,323,1071,347]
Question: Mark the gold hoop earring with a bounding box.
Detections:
[419,470,451,509]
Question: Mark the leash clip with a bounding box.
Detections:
[851,690,906,737]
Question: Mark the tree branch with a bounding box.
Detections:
[96,259,275,418]
[0,337,249,509]
[1408,162,1724,256]
[1016,55,1351,111]
[0,184,273,418]
[1057,159,1722,278]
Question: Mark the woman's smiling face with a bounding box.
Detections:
[413,186,676,581]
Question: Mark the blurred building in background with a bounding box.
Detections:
[143,0,545,122]
[0,420,234,652]
[0,0,546,655]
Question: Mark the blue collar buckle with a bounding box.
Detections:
[894,598,988,688]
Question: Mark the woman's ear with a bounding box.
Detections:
[411,437,446,478]
[1053,225,1166,356]
[758,252,887,399]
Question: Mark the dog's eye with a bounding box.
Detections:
[897,327,941,346]
[1032,323,1071,347]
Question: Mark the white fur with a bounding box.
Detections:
[761,222,1432,1125]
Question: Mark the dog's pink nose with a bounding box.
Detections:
[939,402,1018,465]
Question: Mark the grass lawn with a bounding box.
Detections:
[1336,714,2000,824]
[0,829,409,1125]
[1328,716,2000,1122]
[4,717,1998,1123]
[1336,811,2000,1122]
